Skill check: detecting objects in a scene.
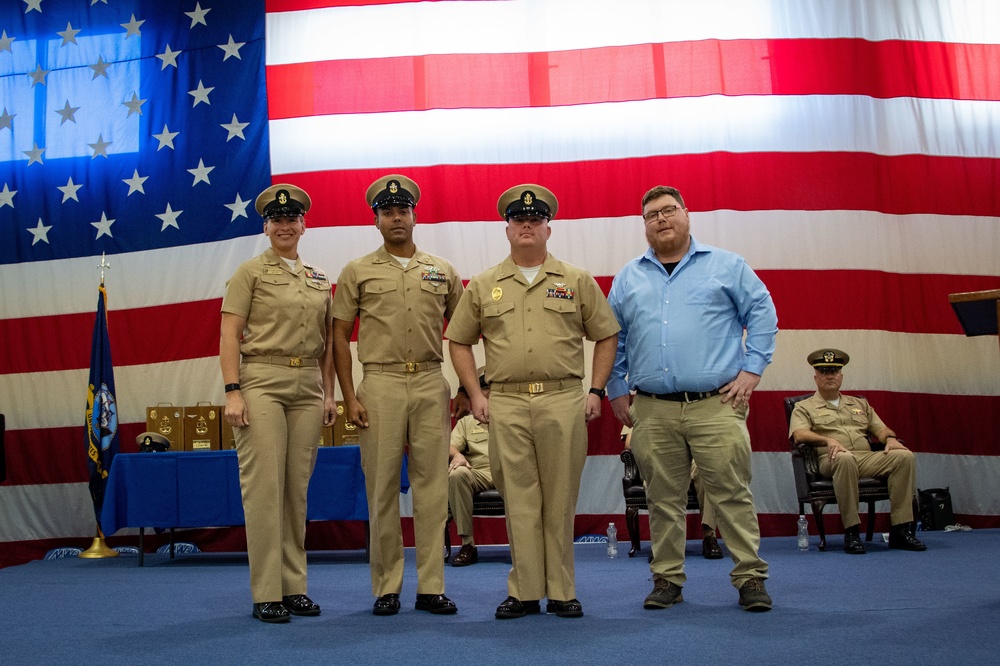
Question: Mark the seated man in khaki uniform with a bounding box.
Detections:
[621,426,722,559]
[789,348,927,554]
[447,368,494,567]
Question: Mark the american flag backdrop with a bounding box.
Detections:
[1,0,999,566]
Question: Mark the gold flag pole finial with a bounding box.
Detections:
[79,526,119,559]
[98,252,111,287]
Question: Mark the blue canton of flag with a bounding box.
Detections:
[86,283,119,527]
[0,0,269,265]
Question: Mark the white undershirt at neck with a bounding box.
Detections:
[390,253,412,269]
[518,265,543,284]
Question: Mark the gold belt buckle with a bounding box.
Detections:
[289,357,302,367]
[527,382,544,394]
[406,362,420,373]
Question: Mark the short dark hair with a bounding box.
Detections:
[641,185,685,211]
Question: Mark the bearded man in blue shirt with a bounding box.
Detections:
[607,185,778,613]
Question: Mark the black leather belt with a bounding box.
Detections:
[635,388,722,403]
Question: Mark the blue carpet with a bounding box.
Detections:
[3,530,997,665]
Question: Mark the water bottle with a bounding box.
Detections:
[797,515,809,551]
[607,523,618,559]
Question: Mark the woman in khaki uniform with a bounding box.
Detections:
[220,184,337,623]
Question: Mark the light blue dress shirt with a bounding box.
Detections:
[606,237,777,400]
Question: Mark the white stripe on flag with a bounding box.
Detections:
[269,96,1000,174]
[265,0,1000,66]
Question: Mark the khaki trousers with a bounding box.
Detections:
[819,448,917,528]
[630,394,767,589]
[234,362,323,603]
[489,385,587,602]
[448,466,494,539]
[358,368,450,597]
[691,462,716,530]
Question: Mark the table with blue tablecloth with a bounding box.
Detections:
[101,446,396,565]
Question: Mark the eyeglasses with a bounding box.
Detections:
[642,205,683,223]
[816,367,842,375]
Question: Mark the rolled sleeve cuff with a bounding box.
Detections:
[607,377,630,401]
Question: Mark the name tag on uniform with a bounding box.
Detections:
[264,268,283,275]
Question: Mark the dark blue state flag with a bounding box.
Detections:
[85,285,119,528]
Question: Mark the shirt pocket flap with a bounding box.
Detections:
[543,299,577,314]
[365,280,398,295]
[483,302,515,318]
[260,275,290,286]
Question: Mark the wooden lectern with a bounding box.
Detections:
[948,289,1000,355]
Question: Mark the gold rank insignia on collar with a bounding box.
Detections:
[546,283,574,300]
[492,287,503,301]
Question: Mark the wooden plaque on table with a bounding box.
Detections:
[145,404,182,452]
[182,404,221,451]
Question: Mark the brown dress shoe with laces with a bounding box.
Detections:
[451,543,478,567]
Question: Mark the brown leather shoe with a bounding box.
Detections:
[451,543,478,567]
[702,534,723,559]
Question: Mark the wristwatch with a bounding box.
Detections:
[589,387,607,399]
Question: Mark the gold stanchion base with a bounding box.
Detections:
[79,535,119,559]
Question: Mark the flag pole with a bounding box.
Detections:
[80,253,119,560]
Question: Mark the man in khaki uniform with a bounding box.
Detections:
[447,369,494,567]
[221,184,337,623]
[789,348,926,553]
[447,184,620,620]
[332,175,464,616]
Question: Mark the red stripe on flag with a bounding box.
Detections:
[266,39,1000,119]
[281,152,1000,225]
[1,273,993,376]
[266,0,444,11]
[0,300,223,375]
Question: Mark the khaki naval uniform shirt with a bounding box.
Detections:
[332,245,462,363]
[446,254,620,383]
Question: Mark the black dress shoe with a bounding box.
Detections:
[252,602,290,624]
[373,593,401,616]
[451,543,478,567]
[495,596,541,619]
[415,593,458,614]
[842,526,866,554]
[546,599,584,618]
[702,534,723,559]
[282,594,321,616]
[888,524,927,551]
